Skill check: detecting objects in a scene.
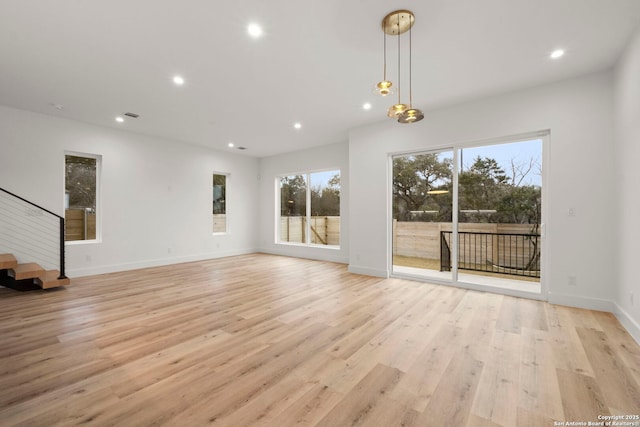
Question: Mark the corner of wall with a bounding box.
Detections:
[347,264,389,278]
[614,303,640,346]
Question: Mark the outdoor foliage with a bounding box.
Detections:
[65,155,96,210]
[280,173,340,217]
[393,154,453,222]
[213,174,226,214]
[393,154,541,225]
[280,175,307,216]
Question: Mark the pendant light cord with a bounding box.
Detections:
[409,16,413,108]
[397,13,401,103]
[383,31,387,81]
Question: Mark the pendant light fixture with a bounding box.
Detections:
[387,11,408,118]
[397,11,424,124]
[373,28,395,96]
[376,10,424,124]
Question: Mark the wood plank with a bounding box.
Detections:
[545,303,596,376]
[556,368,610,421]
[270,384,345,426]
[419,353,484,426]
[518,327,565,420]
[314,363,406,426]
[9,263,45,280]
[0,254,638,425]
[470,330,521,427]
[0,253,18,269]
[592,310,640,385]
[35,270,70,289]
[576,327,640,412]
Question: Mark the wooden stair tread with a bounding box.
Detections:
[10,263,45,280]
[36,270,70,289]
[0,254,18,270]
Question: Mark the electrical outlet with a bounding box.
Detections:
[568,276,577,286]
[85,254,91,262]
[631,292,635,306]
[568,208,576,217]
[167,247,172,254]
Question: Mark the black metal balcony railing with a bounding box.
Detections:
[0,187,66,279]
[440,230,540,278]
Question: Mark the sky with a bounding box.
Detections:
[461,139,542,186]
[437,138,542,187]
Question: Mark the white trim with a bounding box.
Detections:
[547,292,614,312]
[387,130,550,158]
[261,246,347,264]
[392,271,546,301]
[348,264,389,278]
[613,303,640,346]
[68,248,256,277]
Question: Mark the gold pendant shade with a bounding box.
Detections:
[374,10,424,124]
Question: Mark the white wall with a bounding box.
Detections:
[614,27,640,343]
[258,142,349,264]
[0,106,259,276]
[349,71,616,311]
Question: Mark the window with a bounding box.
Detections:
[212,173,227,233]
[278,170,340,247]
[65,153,100,242]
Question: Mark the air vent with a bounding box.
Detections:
[237,146,248,150]
[124,112,139,118]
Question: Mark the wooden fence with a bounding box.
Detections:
[65,209,96,241]
[393,221,538,261]
[212,214,226,233]
[280,216,340,245]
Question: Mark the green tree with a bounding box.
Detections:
[496,185,541,225]
[65,156,96,210]
[280,175,306,216]
[311,173,340,216]
[393,154,452,221]
[459,156,510,222]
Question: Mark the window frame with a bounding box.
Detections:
[212,172,229,235]
[64,151,102,245]
[276,168,340,249]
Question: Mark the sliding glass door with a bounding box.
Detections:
[392,137,543,294]
[392,150,454,282]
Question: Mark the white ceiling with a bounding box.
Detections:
[1,1,640,158]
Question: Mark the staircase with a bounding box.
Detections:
[0,253,70,290]
[1,186,71,292]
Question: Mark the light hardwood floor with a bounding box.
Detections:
[1,254,639,426]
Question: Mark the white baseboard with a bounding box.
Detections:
[347,264,388,278]
[547,292,614,312]
[68,249,256,277]
[613,303,640,346]
[259,246,348,264]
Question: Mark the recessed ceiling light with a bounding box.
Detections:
[228,142,234,148]
[173,75,185,85]
[247,23,263,38]
[550,49,565,59]
[294,122,302,129]
[115,116,124,123]
[363,103,372,110]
